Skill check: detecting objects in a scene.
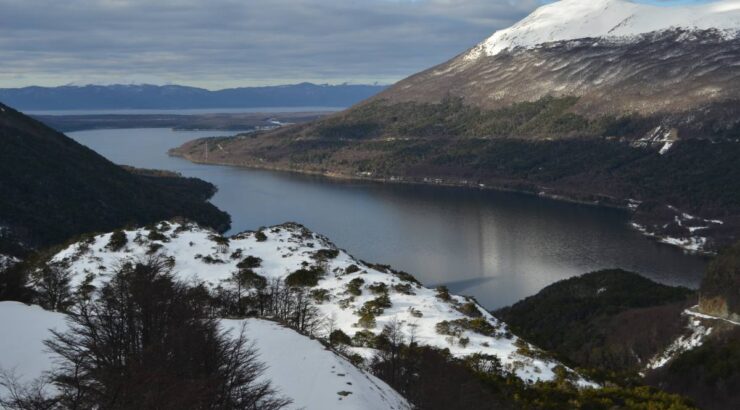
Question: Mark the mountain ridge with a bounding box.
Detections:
[0,83,387,111]
[171,0,740,252]
[466,0,740,59]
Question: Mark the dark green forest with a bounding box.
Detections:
[0,102,230,257]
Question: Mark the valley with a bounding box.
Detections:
[1,0,739,408]
[67,127,708,309]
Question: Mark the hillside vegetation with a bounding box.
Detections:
[172,97,740,251]
[495,263,740,410]
[495,270,695,375]
[0,102,229,256]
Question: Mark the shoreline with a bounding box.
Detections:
[169,150,715,255]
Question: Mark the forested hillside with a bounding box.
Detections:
[0,102,229,257]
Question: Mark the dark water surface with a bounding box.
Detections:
[69,128,709,309]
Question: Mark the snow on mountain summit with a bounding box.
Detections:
[467,0,740,59]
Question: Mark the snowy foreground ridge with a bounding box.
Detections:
[0,302,409,410]
[467,0,740,59]
[48,221,586,385]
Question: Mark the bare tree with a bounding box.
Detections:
[0,369,58,410]
[30,262,72,312]
[40,256,290,410]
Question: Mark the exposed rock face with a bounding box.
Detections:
[699,242,740,321]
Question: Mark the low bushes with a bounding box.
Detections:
[285,266,325,287]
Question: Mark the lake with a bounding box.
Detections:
[68,128,709,309]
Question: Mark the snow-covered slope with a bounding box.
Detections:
[222,319,409,410]
[0,302,66,390]
[46,221,586,385]
[467,0,740,59]
[0,302,409,410]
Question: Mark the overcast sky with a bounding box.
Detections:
[0,0,710,89]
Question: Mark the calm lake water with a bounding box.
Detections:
[68,128,709,309]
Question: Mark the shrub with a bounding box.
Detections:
[352,330,377,347]
[338,297,355,310]
[345,264,361,274]
[237,255,263,270]
[365,294,392,313]
[254,231,268,242]
[147,229,169,242]
[146,243,163,255]
[229,249,243,260]
[330,329,352,346]
[313,249,340,260]
[106,230,128,251]
[436,286,451,302]
[208,234,230,247]
[463,318,497,337]
[393,283,414,295]
[435,318,497,338]
[436,321,463,337]
[458,302,482,318]
[368,282,389,295]
[200,255,226,264]
[356,306,378,329]
[310,288,330,303]
[394,270,421,285]
[346,277,365,296]
[348,354,365,367]
[285,266,324,287]
[236,269,267,290]
[514,338,551,361]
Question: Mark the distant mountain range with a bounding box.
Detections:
[0,83,387,111]
[172,0,740,253]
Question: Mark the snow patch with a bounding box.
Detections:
[222,319,410,410]
[630,208,724,253]
[631,125,677,152]
[0,302,410,410]
[685,306,740,326]
[0,302,67,398]
[647,312,713,370]
[46,221,589,385]
[0,254,19,270]
[626,199,642,211]
[659,141,674,155]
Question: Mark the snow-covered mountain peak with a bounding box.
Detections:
[466,0,740,59]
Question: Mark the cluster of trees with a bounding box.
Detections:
[1,256,290,410]
[365,320,696,410]
[311,96,609,141]
[1,253,329,338]
[495,269,696,376]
